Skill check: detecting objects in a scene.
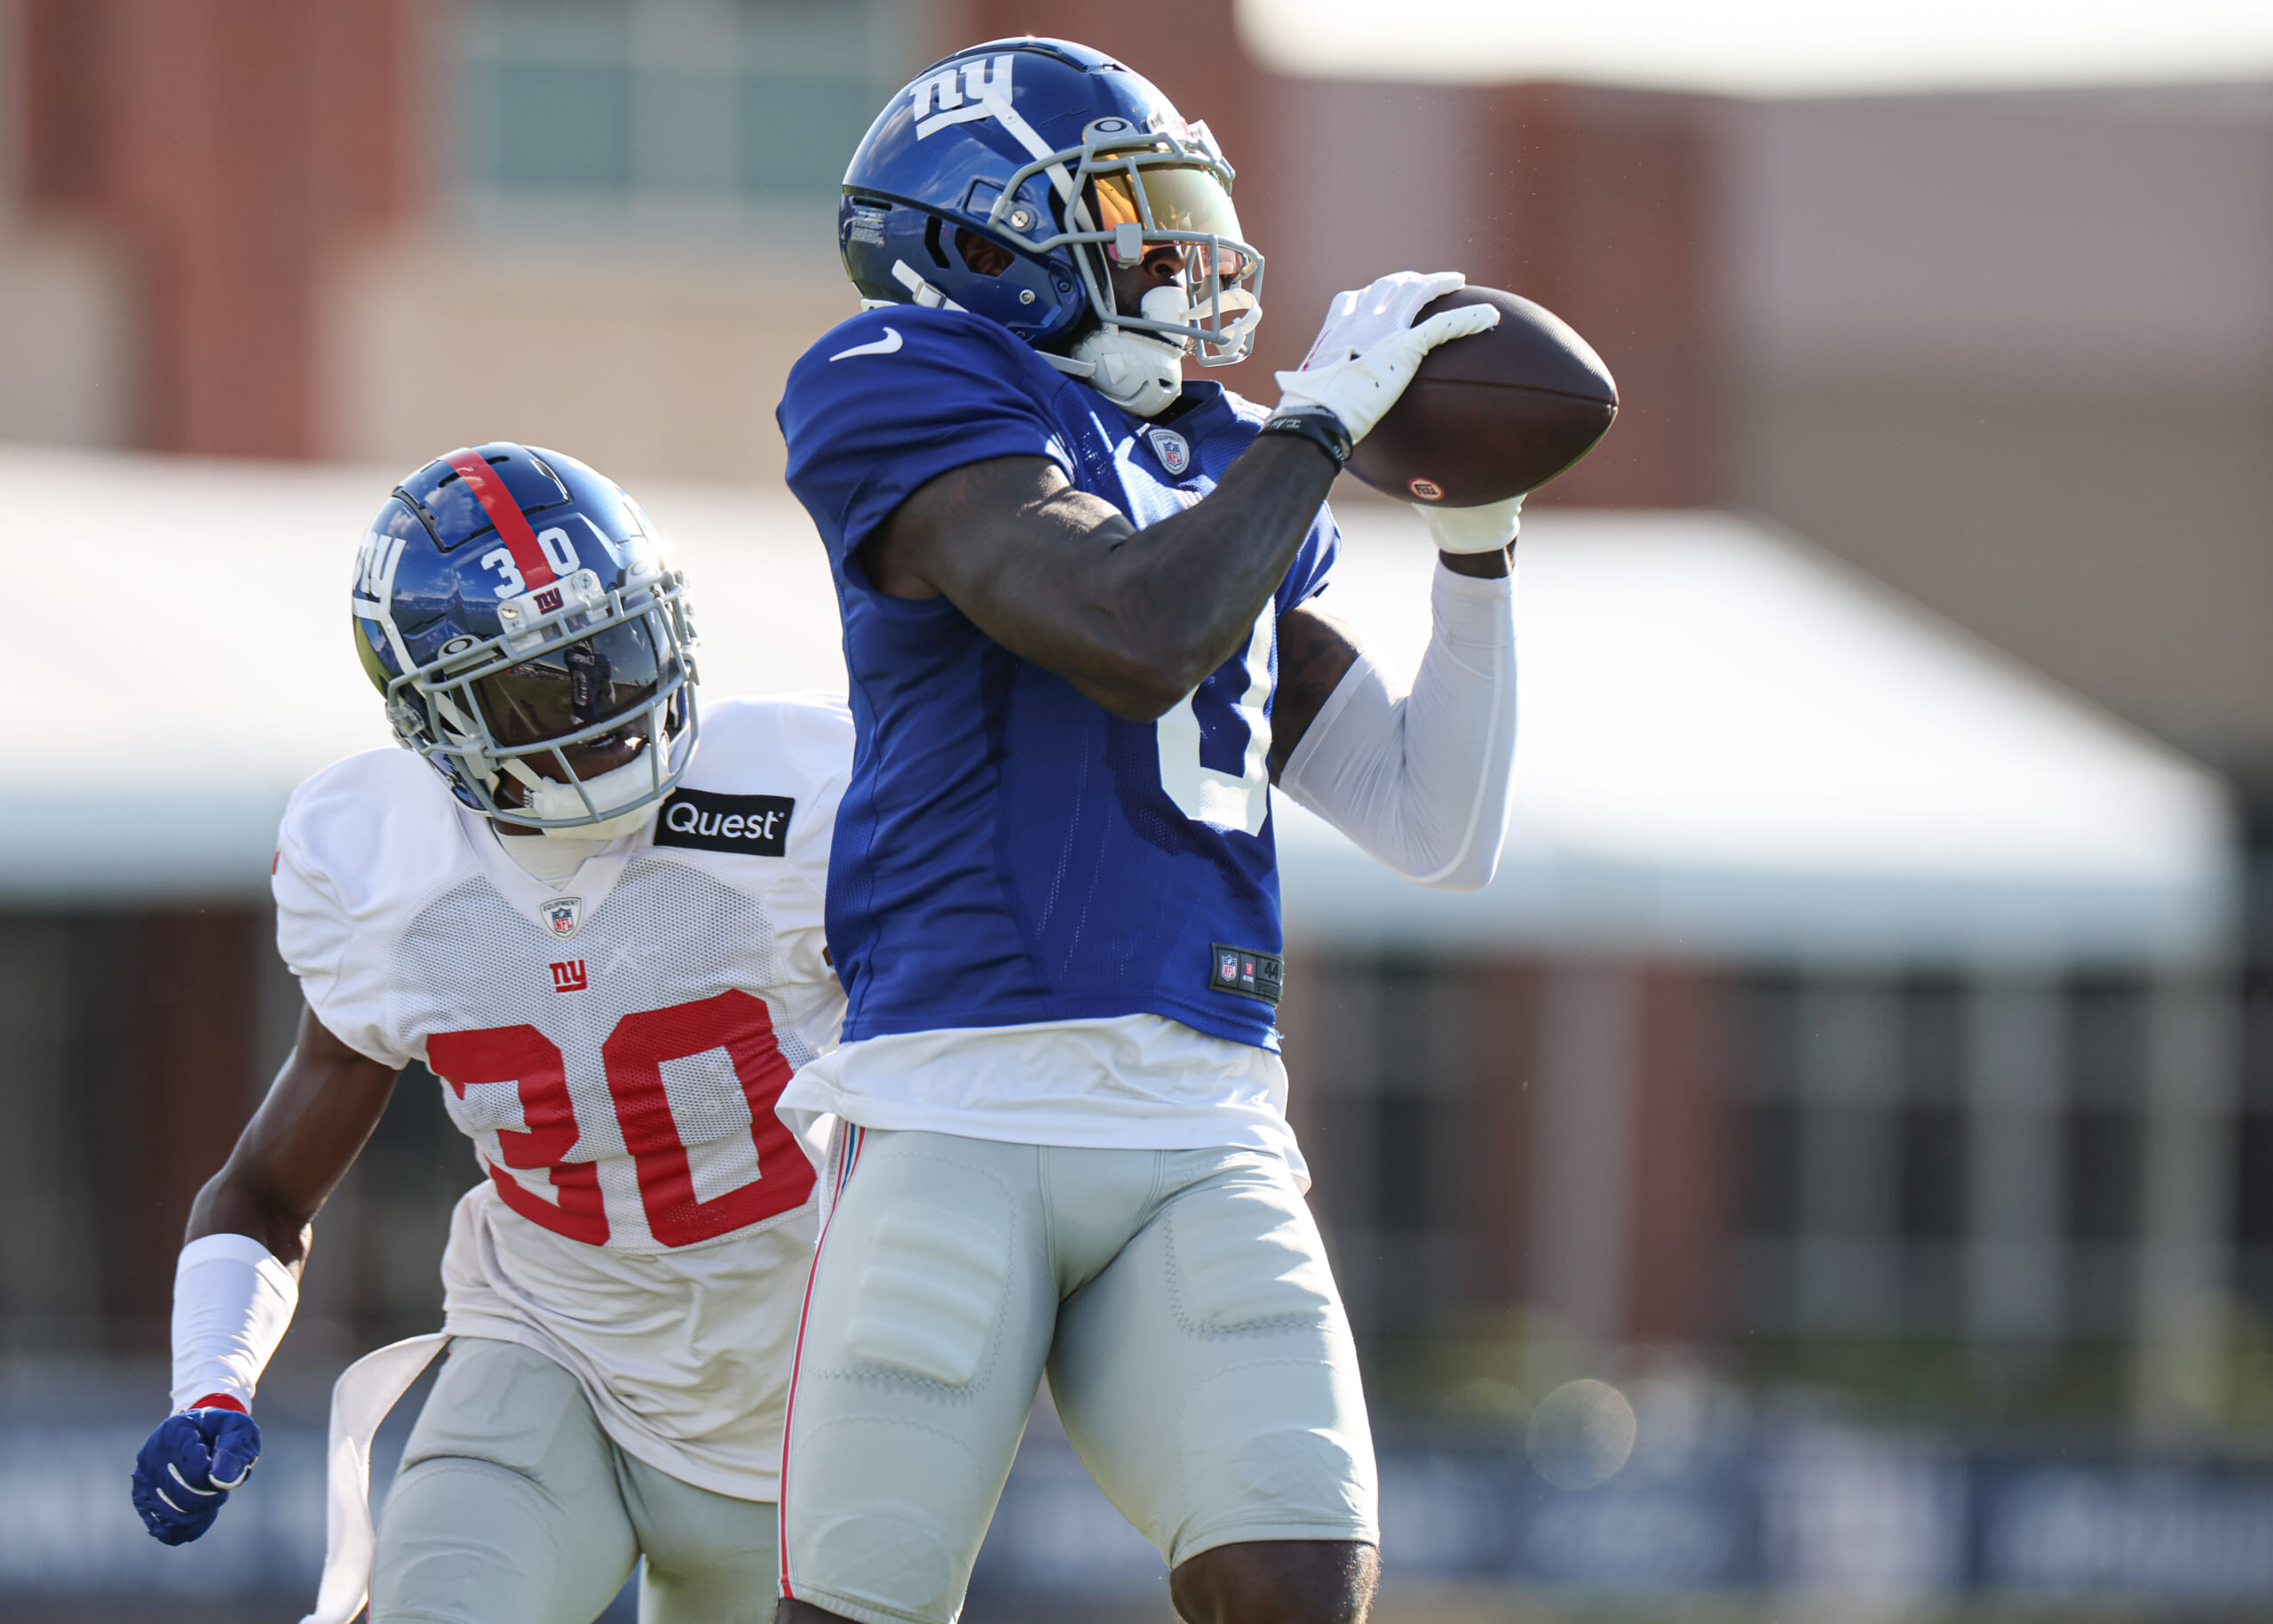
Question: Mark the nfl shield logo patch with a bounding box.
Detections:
[542,896,583,939]
[1148,428,1192,477]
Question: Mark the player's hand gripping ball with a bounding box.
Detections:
[1275,271,1503,447]
[131,1405,262,1545]
[1346,286,1619,507]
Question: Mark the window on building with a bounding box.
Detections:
[456,0,915,223]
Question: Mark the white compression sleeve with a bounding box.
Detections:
[1279,560,1517,891]
[170,1232,299,1412]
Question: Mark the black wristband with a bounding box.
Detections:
[1258,406,1353,471]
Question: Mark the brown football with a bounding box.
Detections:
[1345,286,1618,507]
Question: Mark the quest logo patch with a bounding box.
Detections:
[653,788,796,857]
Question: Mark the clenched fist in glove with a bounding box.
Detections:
[1271,271,1501,447]
[131,1402,262,1545]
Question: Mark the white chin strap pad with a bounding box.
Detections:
[515,749,665,835]
[1069,328,1185,417]
[1067,286,1191,419]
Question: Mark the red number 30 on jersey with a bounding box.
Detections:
[427,989,814,1248]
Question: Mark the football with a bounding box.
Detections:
[1345,287,1619,507]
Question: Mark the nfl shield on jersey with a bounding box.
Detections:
[1148,427,1192,476]
[272,693,851,1496]
[778,304,1336,1058]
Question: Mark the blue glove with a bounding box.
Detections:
[131,1406,262,1545]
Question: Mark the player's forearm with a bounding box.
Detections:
[1070,433,1339,716]
[169,1232,299,1412]
[883,444,1335,719]
[185,1171,314,1271]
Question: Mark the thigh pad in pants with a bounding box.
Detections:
[779,1129,1052,1624]
[372,1337,637,1624]
[778,1132,1377,1624]
[1049,1149,1379,1567]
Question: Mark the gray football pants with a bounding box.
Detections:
[779,1129,1378,1624]
[370,1336,778,1624]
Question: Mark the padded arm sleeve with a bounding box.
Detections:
[1278,562,1516,891]
[170,1232,298,1412]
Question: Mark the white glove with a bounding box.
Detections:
[1273,272,1501,444]
[1414,491,1523,554]
[1272,272,1500,446]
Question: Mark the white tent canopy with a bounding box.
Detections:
[1,446,2232,968]
[1281,508,2232,967]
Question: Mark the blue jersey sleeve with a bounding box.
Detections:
[778,306,1075,564]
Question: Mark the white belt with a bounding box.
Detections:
[300,1331,452,1624]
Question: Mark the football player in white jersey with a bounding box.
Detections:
[128,443,851,1624]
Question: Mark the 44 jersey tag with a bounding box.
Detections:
[1208,942,1283,1005]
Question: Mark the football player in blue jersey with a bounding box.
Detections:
[772,38,1522,1624]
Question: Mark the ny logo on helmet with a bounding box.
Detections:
[353,527,404,606]
[914,55,1013,139]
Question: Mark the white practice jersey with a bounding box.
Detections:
[273,693,851,1499]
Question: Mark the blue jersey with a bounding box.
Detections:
[778,305,1337,1050]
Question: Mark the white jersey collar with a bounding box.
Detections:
[459,802,649,940]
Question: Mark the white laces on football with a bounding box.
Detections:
[1273,271,1500,445]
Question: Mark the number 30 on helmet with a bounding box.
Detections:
[350,442,700,836]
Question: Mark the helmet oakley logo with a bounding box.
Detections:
[1148,428,1192,477]
[542,896,583,938]
[913,55,1013,139]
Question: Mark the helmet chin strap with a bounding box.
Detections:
[512,751,668,838]
[486,712,691,837]
[1065,287,1191,419]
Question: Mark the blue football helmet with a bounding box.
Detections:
[351,443,699,834]
[838,37,1263,371]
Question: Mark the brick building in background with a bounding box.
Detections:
[3,0,2269,1447]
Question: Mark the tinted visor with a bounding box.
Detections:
[474,616,669,748]
[1089,165,1250,280]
